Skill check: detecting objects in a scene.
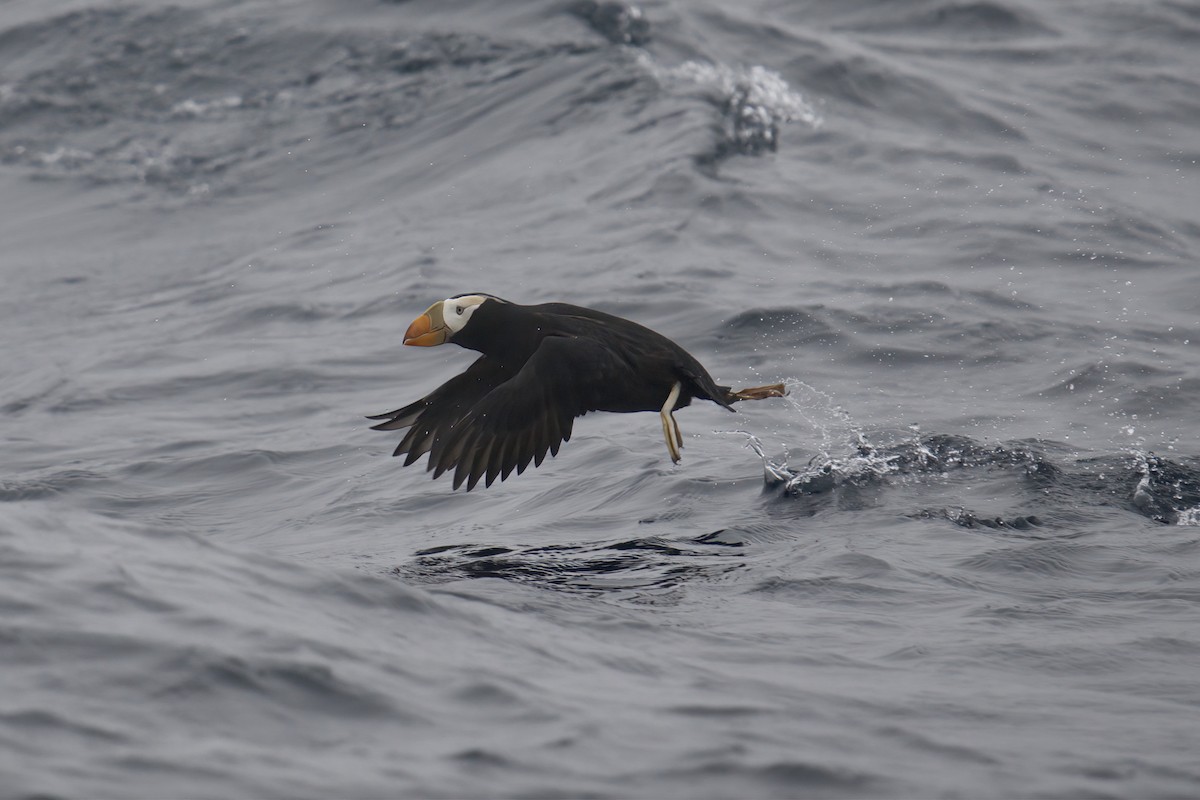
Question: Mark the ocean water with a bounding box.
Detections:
[2,0,1199,797]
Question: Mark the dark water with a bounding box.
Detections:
[2,0,1199,797]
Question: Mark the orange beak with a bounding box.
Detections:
[403,302,450,347]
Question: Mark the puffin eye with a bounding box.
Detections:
[456,306,465,315]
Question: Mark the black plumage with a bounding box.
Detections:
[369,295,784,491]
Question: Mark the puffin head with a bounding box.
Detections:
[403,294,502,346]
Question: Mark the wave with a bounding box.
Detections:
[744,381,1200,527]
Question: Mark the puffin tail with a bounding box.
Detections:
[728,383,787,403]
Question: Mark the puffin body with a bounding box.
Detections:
[369,295,784,491]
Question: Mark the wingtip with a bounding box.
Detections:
[366,409,402,420]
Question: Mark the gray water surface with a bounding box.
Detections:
[2,1,1199,797]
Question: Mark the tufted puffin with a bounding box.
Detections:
[368,294,785,491]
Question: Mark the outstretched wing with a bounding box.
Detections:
[428,335,625,491]
[368,356,512,467]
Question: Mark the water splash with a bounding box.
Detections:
[730,381,1200,526]
[574,1,821,152]
[1125,449,1200,524]
[1176,507,1200,527]
[741,432,898,494]
[572,0,822,154]
[732,379,898,494]
[638,56,822,155]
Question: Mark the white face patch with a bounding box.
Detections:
[441,295,489,334]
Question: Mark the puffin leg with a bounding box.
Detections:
[730,383,787,401]
[660,381,682,464]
